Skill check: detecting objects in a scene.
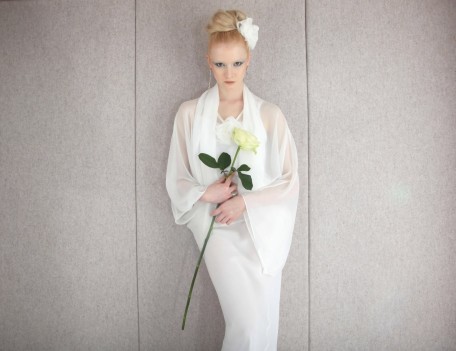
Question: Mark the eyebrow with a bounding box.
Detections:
[211,59,246,63]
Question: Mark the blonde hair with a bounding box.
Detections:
[206,9,249,52]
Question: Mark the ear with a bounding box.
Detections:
[246,52,252,66]
[205,53,211,69]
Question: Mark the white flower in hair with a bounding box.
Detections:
[236,17,259,50]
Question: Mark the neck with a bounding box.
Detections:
[217,82,244,102]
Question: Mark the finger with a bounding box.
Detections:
[214,203,228,215]
[215,208,228,221]
[224,173,234,183]
[219,214,229,224]
[216,213,227,223]
[211,207,222,216]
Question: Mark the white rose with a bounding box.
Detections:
[236,18,259,50]
[232,127,260,154]
[215,117,243,145]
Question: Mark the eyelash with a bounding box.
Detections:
[214,61,245,68]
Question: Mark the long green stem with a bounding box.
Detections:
[181,146,241,330]
[229,146,241,175]
[181,209,218,330]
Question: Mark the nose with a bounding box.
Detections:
[224,66,234,79]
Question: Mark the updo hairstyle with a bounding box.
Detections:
[206,9,249,52]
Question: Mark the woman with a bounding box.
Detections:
[166,9,299,351]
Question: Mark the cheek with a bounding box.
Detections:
[212,70,224,80]
[211,70,218,79]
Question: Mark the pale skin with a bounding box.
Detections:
[199,39,251,225]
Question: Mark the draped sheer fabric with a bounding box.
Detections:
[166,83,299,277]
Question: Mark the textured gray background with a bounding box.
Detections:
[307,1,456,350]
[0,1,138,350]
[1,0,455,351]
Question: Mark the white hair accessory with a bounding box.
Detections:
[236,17,259,50]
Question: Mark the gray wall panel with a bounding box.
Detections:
[0,1,137,350]
[136,1,308,350]
[4,1,452,350]
[307,1,456,350]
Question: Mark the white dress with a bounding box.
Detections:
[165,84,299,351]
[202,111,282,350]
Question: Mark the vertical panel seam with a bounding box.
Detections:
[134,0,141,350]
[304,0,311,350]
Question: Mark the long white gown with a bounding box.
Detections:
[166,84,299,351]
[203,111,281,350]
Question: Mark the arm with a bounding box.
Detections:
[242,105,300,276]
[165,102,239,224]
[165,102,207,224]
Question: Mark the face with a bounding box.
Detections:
[206,40,250,90]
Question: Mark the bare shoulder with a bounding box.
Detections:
[175,98,199,124]
[259,100,287,130]
[177,98,198,115]
[262,98,287,115]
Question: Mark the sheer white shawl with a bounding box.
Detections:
[166,83,299,276]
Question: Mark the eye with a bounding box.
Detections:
[214,62,225,68]
[233,61,244,67]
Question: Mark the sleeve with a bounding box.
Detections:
[241,106,300,276]
[165,102,208,225]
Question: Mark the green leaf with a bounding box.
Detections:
[237,164,251,172]
[198,153,219,168]
[217,152,231,170]
[238,172,253,190]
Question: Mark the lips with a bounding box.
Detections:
[225,81,235,84]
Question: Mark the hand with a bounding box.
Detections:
[200,173,237,204]
[211,195,246,225]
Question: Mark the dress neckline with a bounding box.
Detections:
[217,110,243,122]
